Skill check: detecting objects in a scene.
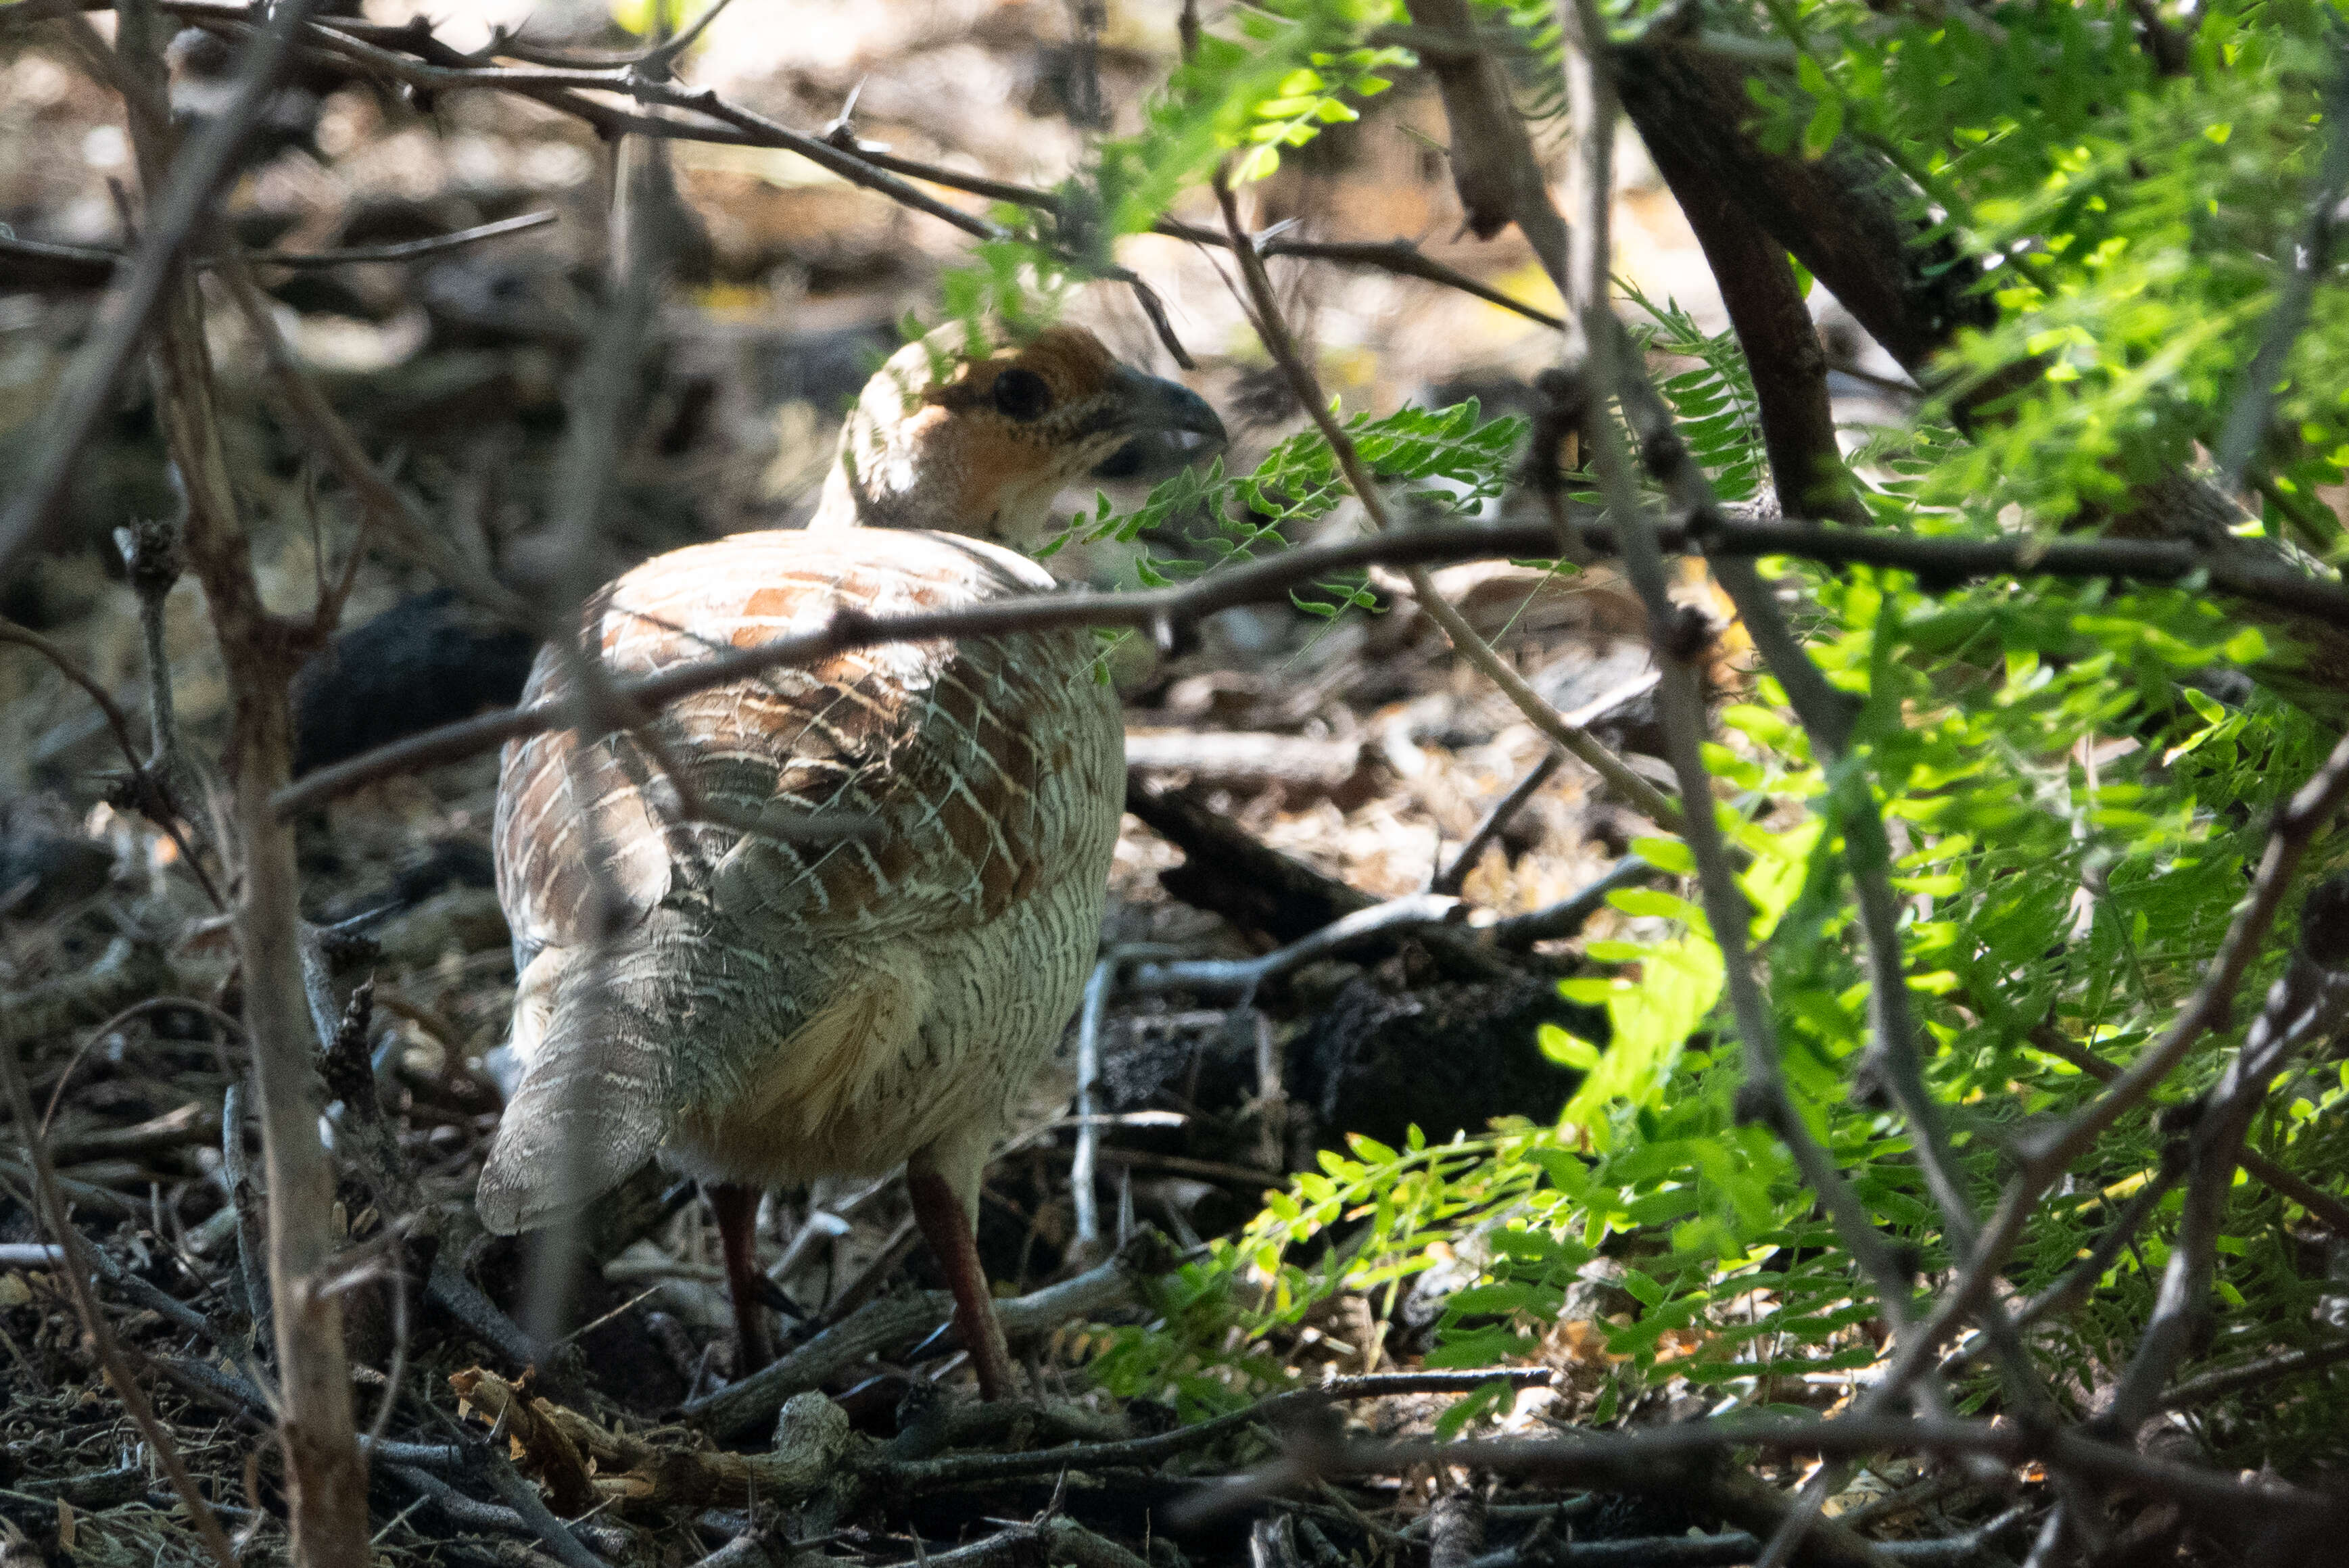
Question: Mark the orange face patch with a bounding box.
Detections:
[953,421,1060,525]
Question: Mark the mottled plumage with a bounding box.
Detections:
[483,530,1122,1225]
[478,326,1222,1392]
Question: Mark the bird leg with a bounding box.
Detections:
[707,1182,777,1375]
[905,1152,1016,1400]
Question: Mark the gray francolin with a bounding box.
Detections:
[478,325,1223,1396]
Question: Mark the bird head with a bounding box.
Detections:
[810,324,1226,550]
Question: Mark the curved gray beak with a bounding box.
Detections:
[1091,366,1228,481]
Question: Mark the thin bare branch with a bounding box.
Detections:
[1881,728,2349,1407]
[1433,670,1658,893]
[1433,752,1561,897]
[1070,957,1116,1256]
[161,0,1003,242]
[1158,218,1567,332]
[0,210,559,284]
[268,512,2349,822]
[106,1,373,1554]
[2026,1020,2349,1236]
[0,617,222,907]
[2104,878,2349,1431]
[2160,1336,2349,1411]
[1329,1421,2345,1538]
[516,124,678,1352]
[1126,893,1465,997]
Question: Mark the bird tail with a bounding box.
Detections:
[475,944,671,1235]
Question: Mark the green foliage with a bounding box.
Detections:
[916,1,1423,348]
[1082,0,1413,245]
[1045,399,1525,594]
[1035,0,2349,1471]
[1759,1,2347,542]
[1623,284,1771,504]
[1093,558,2344,1445]
[1234,44,1413,181]
[1548,810,1819,1143]
[608,0,698,39]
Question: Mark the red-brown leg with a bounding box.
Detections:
[905,1156,1015,1400]
[707,1182,776,1375]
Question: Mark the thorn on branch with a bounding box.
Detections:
[322,976,379,1115]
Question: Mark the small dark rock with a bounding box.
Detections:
[0,797,114,920]
[292,588,539,778]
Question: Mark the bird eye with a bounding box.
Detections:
[991,367,1052,421]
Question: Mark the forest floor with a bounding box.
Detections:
[0,3,2004,1565]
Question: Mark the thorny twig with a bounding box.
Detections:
[0,209,560,285]
[105,1,374,1554]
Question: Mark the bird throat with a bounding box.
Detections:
[809,403,1065,549]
